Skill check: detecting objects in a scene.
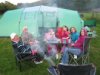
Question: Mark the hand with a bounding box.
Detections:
[71,43,74,46]
[62,37,67,39]
[29,41,34,45]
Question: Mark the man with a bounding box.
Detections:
[10,33,31,53]
[10,33,43,64]
[21,26,34,45]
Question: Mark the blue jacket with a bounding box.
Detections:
[71,32,79,43]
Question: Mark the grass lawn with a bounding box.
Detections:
[89,21,100,75]
[0,13,100,75]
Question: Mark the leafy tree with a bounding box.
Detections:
[0,1,16,14]
[74,0,91,11]
[5,1,16,10]
[0,2,6,13]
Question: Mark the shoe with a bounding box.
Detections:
[39,60,43,63]
[56,54,58,59]
[34,60,43,64]
[47,66,58,75]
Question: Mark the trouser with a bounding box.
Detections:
[61,47,81,64]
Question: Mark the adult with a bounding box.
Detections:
[61,29,87,64]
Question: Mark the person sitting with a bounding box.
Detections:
[60,26,70,53]
[44,29,59,57]
[56,26,70,41]
[61,26,70,39]
[21,26,34,45]
[44,29,59,42]
[70,27,79,43]
[44,29,59,75]
[10,33,32,59]
[61,29,87,64]
[56,27,63,39]
[10,33,43,64]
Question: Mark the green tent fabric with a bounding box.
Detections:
[0,15,2,19]
[0,6,84,37]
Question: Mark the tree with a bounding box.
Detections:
[0,1,17,14]
[74,0,91,12]
[5,1,16,10]
[0,2,6,13]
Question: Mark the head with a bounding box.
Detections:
[63,26,68,31]
[80,29,87,36]
[10,33,20,42]
[23,26,28,33]
[70,27,77,33]
[49,29,54,34]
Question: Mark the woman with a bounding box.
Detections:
[61,26,70,53]
[61,26,70,39]
[61,29,87,64]
[44,29,58,57]
[70,27,79,43]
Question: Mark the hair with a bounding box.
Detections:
[23,26,28,32]
[70,27,77,33]
[80,29,87,36]
[63,26,69,31]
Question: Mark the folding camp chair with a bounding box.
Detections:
[12,46,34,71]
[58,63,96,75]
[84,19,96,27]
[69,37,92,65]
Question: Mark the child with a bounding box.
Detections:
[70,27,79,43]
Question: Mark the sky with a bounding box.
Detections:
[0,0,41,5]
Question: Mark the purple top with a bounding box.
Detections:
[74,36,85,51]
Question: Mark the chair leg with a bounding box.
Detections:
[82,55,89,64]
[69,54,78,65]
[15,58,18,66]
[17,60,22,72]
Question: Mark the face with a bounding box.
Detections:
[63,27,68,31]
[23,28,28,33]
[13,35,20,42]
[81,30,85,36]
[71,27,76,33]
[49,29,53,33]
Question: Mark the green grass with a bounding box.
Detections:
[89,21,100,75]
[0,13,100,75]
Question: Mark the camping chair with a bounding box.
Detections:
[58,63,96,75]
[12,46,34,71]
[84,19,97,37]
[84,19,96,28]
[69,37,92,65]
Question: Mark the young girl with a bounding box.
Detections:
[61,26,70,40]
[44,29,59,57]
[56,26,70,42]
[70,27,79,43]
[61,29,87,64]
[61,26,70,53]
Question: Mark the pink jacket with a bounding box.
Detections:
[74,36,85,51]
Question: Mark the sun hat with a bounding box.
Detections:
[10,33,17,39]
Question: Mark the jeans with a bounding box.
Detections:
[61,47,81,64]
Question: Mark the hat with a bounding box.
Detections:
[10,33,17,39]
